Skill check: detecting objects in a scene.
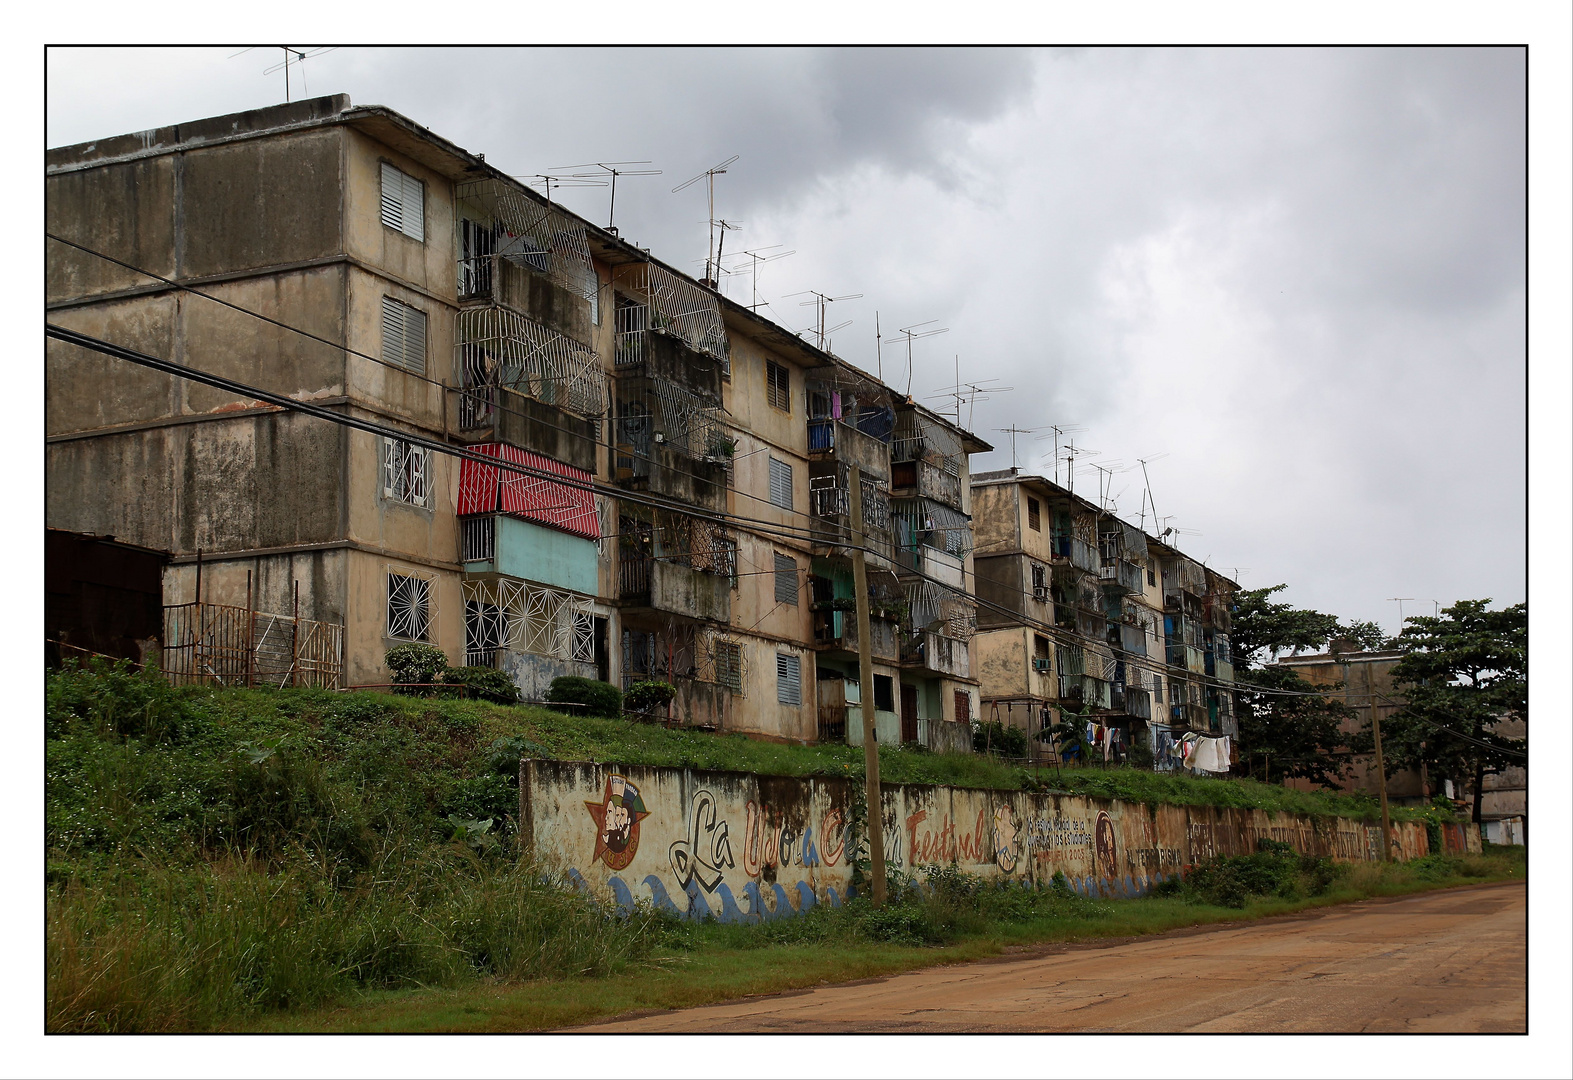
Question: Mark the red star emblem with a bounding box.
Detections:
[585,775,651,871]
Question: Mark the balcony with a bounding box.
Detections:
[1050,534,1099,574]
[618,555,730,623]
[893,543,965,589]
[612,262,730,376]
[902,629,970,679]
[1100,559,1145,595]
[891,455,963,510]
[809,472,895,565]
[813,611,900,662]
[1171,701,1209,730]
[1116,621,1147,656]
[1167,642,1205,674]
[807,417,892,482]
[1119,686,1152,720]
[1058,674,1112,710]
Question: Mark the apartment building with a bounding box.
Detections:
[45,95,988,747]
[969,470,1239,765]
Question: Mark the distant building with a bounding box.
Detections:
[46,95,988,746]
[969,469,1239,767]
[1273,648,1426,804]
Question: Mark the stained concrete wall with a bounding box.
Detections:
[523,759,1441,922]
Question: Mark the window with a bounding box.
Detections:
[387,571,432,642]
[459,219,494,297]
[382,437,431,507]
[380,162,425,241]
[714,640,744,693]
[954,690,971,724]
[874,674,895,713]
[381,296,428,374]
[717,537,739,589]
[766,360,791,412]
[1027,497,1041,532]
[1147,564,1157,587]
[776,652,802,705]
[773,552,798,605]
[1031,562,1047,596]
[1154,675,1164,702]
[768,457,794,510]
[1034,634,1051,660]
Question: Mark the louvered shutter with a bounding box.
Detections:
[773,553,798,605]
[381,162,424,241]
[381,297,406,368]
[401,306,427,374]
[768,457,793,510]
[776,652,802,706]
[381,297,427,375]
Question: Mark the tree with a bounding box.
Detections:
[1230,585,1357,786]
[1376,600,1526,824]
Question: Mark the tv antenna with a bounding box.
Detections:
[516,172,606,204]
[236,47,338,103]
[553,161,662,231]
[993,424,1040,469]
[1136,453,1168,533]
[880,319,949,397]
[672,155,739,287]
[1034,423,1086,487]
[722,246,796,310]
[1060,437,1101,496]
[788,291,863,351]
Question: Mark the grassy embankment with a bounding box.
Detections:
[46,663,1517,1033]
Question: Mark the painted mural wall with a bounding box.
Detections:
[521,759,1449,923]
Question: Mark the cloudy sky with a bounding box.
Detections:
[46,46,1529,636]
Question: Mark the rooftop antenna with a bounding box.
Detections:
[875,312,882,380]
[883,319,949,397]
[672,155,739,287]
[994,425,1040,470]
[1062,438,1101,496]
[789,291,863,351]
[1034,423,1086,487]
[517,173,606,204]
[1136,453,1168,533]
[554,161,662,231]
[253,47,337,103]
[725,246,795,310]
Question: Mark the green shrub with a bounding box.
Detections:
[624,680,676,712]
[46,659,199,743]
[547,676,622,718]
[445,666,521,705]
[384,644,449,689]
[972,720,1027,757]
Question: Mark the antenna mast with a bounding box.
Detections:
[672,155,739,287]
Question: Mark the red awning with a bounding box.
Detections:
[457,444,599,541]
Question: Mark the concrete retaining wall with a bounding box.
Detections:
[521,759,1455,922]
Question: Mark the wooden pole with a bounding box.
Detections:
[290,580,300,689]
[849,466,887,907]
[245,569,255,689]
[1370,687,1394,861]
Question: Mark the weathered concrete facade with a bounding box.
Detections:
[48,95,994,741]
[523,759,1448,921]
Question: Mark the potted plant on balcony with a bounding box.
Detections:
[624,679,677,724]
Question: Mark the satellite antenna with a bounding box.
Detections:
[788,291,863,351]
[672,155,739,287]
[553,161,662,230]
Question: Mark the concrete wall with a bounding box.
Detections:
[523,759,1442,922]
[485,516,598,596]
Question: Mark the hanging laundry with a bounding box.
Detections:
[831,391,843,419]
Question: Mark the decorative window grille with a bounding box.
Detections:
[766,360,791,412]
[612,262,730,368]
[382,437,431,508]
[719,537,739,588]
[459,218,495,298]
[774,552,798,605]
[776,652,802,706]
[453,177,596,301]
[1028,497,1041,532]
[380,162,425,241]
[381,297,428,375]
[954,690,972,724]
[462,578,595,664]
[387,572,432,642]
[465,597,504,667]
[768,457,794,510]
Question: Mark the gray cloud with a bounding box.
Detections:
[46,46,1526,632]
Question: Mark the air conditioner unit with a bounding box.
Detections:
[1032,586,1050,602]
[1031,658,1052,673]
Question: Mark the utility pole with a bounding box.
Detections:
[849,466,887,906]
[1368,678,1394,861]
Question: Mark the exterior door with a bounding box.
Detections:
[900,684,919,744]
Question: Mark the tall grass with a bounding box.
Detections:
[46,849,677,1032]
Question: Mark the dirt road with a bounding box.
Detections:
[576,882,1526,1033]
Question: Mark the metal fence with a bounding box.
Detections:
[162,602,343,689]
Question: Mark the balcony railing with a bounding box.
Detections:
[1050,535,1099,574]
[1058,674,1112,710]
[1167,642,1205,674]
[461,516,496,563]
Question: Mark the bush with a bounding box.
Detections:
[384,644,449,689]
[1171,839,1349,908]
[624,680,676,713]
[445,666,520,705]
[972,720,1027,757]
[546,676,622,719]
